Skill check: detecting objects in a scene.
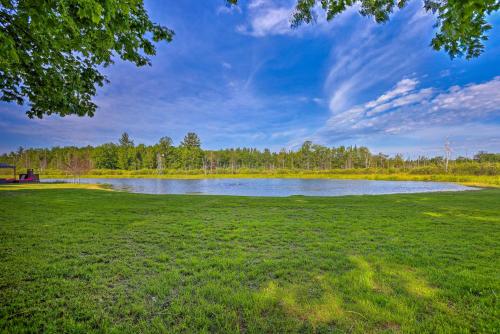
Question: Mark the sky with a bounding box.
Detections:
[1,0,500,157]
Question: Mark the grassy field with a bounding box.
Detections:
[0,185,499,333]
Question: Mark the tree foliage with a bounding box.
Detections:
[0,0,173,118]
[117,132,134,169]
[181,132,201,149]
[93,142,118,169]
[119,132,134,147]
[158,136,173,151]
[3,132,499,175]
[474,151,500,163]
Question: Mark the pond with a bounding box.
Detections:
[44,178,476,197]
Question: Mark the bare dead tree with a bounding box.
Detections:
[63,155,91,183]
[444,138,452,173]
[156,153,164,175]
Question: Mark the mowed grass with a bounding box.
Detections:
[0,186,499,333]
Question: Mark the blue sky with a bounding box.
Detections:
[1,0,499,157]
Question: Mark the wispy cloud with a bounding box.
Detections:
[248,0,267,9]
[0,65,315,151]
[237,5,292,37]
[324,6,435,113]
[236,0,359,37]
[365,78,420,109]
[319,76,500,143]
[216,3,242,15]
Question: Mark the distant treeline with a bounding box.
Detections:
[1,132,499,175]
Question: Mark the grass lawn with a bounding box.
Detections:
[0,185,499,333]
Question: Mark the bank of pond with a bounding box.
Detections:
[43,177,476,196]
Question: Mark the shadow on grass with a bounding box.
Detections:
[255,255,450,332]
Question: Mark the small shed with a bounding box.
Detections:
[0,163,16,181]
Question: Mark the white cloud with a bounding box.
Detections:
[323,2,435,118]
[370,123,500,157]
[237,0,357,37]
[312,97,324,105]
[248,0,267,9]
[321,76,500,141]
[216,4,242,15]
[366,87,435,116]
[431,79,500,114]
[238,5,292,37]
[236,0,360,37]
[365,78,419,108]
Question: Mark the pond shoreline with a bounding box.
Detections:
[41,177,478,197]
[31,173,500,188]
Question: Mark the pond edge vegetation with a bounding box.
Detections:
[2,132,499,187]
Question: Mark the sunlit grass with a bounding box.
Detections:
[0,183,110,191]
[0,188,499,332]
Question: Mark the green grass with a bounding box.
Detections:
[0,186,499,333]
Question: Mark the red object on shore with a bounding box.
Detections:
[19,177,35,183]
[18,169,40,183]
[0,165,40,183]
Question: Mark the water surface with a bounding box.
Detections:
[44,178,475,197]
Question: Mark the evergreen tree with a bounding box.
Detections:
[117,132,134,170]
[180,132,201,149]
